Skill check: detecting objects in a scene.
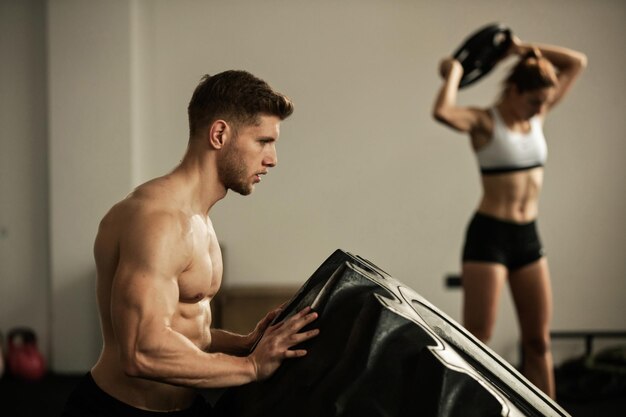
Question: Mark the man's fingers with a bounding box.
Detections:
[295,306,312,317]
[284,349,307,358]
[263,306,318,353]
[289,308,318,328]
[270,306,283,318]
[271,306,317,331]
[290,328,320,344]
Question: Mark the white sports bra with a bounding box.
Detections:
[476,107,547,175]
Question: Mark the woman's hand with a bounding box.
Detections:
[439,57,463,79]
[508,35,525,57]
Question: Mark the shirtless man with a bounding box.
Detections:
[62,70,319,416]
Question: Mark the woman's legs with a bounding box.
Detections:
[462,262,508,343]
[509,257,555,398]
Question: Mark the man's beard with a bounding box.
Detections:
[218,144,252,196]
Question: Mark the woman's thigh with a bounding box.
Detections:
[462,261,508,341]
[508,257,553,343]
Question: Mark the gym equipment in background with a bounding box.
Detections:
[0,331,4,379]
[7,327,46,382]
[453,23,513,89]
[214,249,569,417]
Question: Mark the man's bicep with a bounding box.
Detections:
[110,215,189,354]
[110,262,180,354]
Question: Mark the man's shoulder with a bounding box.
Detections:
[104,183,188,234]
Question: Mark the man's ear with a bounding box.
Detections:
[208,120,229,149]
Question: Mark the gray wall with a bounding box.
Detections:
[0,0,50,363]
[1,0,624,372]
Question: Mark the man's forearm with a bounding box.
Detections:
[209,328,253,356]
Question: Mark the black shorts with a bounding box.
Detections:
[462,212,545,270]
[61,373,212,417]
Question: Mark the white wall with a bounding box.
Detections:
[47,0,135,371]
[0,0,50,361]
[137,0,626,364]
[2,0,624,372]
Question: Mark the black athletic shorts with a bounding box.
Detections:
[462,212,545,270]
[61,373,212,417]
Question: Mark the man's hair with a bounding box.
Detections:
[187,70,294,138]
[504,49,559,94]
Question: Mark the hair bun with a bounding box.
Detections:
[524,47,542,61]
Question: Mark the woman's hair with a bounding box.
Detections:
[187,70,294,138]
[504,48,558,94]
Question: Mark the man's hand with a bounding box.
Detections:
[248,306,319,381]
[245,304,284,350]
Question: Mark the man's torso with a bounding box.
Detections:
[91,177,222,410]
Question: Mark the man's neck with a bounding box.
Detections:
[171,148,227,215]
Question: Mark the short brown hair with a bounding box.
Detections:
[504,49,558,93]
[187,70,294,138]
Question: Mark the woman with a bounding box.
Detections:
[433,36,586,398]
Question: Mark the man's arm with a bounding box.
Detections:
[111,211,317,388]
[208,329,251,356]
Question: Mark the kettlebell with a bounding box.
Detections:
[0,331,5,379]
[7,327,46,382]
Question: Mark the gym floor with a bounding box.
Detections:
[0,370,624,417]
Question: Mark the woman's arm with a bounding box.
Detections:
[432,57,486,133]
[513,37,587,109]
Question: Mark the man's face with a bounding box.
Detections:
[218,115,281,196]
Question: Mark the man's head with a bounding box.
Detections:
[216,114,281,196]
[187,70,294,140]
[187,71,293,196]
